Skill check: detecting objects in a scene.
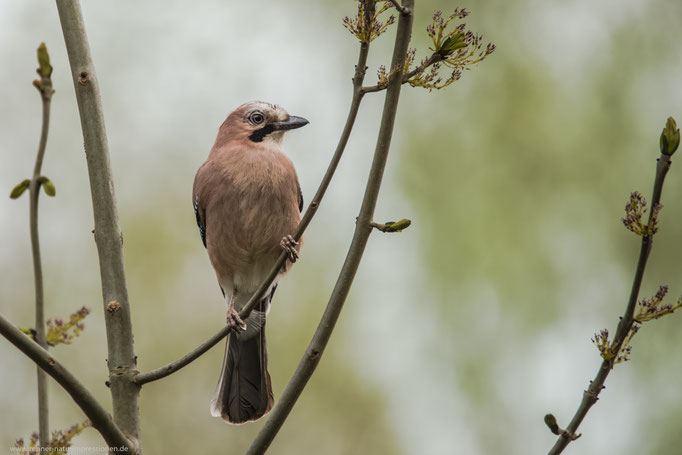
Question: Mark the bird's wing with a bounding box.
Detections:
[193,195,207,248]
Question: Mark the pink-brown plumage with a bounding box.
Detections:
[192,101,307,423]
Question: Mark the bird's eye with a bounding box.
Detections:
[249,112,265,125]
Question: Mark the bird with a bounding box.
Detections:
[192,101,308,424]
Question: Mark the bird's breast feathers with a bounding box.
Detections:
[196,145,301,272]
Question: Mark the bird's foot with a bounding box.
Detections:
[280,234,299,263]
[226,306,246,332]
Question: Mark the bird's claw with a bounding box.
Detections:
[226,306,247,332]
[280,234,299,263]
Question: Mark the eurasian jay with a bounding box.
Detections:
[192,101,308,424]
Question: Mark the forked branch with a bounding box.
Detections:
[0,314,132,450]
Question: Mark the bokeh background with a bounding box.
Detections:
[2,0,682,453]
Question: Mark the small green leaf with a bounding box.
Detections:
[37,42,52,78]
[439,33,467,57]
[385,218,412,232]
[10,179,30,199]
[660,116,680,156]
[38,176,56,197]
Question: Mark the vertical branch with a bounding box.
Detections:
[30,42,55,449]
[246,1,415,453]
[55,1,139,450]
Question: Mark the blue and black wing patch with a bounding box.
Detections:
[194,196,206,248]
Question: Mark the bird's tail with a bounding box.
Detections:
[210,299,274,424]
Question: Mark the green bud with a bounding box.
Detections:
[384,218,412,232]
[20,327,36,340]
[660,116,680,156]
[544,414,559,434]
[439,33,467,57]
[10,179,30,199]
[37,42,52,78]
[38,176,56,196]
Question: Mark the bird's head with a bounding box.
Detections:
[217,101,309,146]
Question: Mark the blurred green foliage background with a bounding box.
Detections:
[2,0,682,454]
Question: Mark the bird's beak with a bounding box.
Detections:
[271,116,309,131]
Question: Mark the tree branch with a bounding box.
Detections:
[135,21,372,386]
[0,313,132,451]
[55,1,139,450]
[246,1,415,452]
[547,152,673,454]
[29,42,55,448]
[134,325,231,385]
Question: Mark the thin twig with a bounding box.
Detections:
[135,21,372,386]
[29,43,55,448]
[134,324,231,385]
[55,1,140,450]
[548,153,673,454]
[0,313,133,451]
[236,38,370,321]
[246,1,415,452]
[362,53,441,93]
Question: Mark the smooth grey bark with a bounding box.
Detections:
[55,1,139,451]
[30,49,54,448]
